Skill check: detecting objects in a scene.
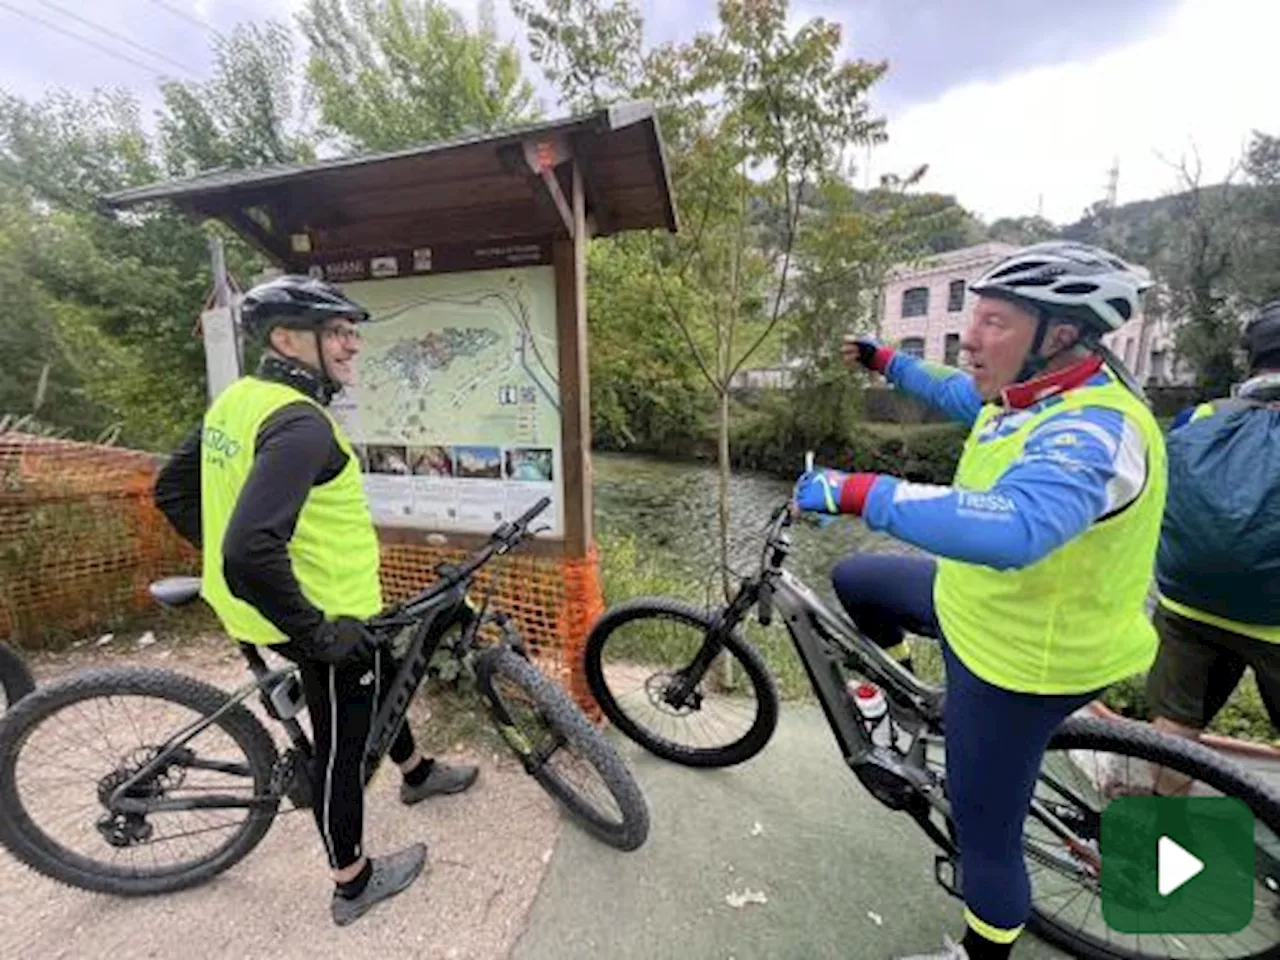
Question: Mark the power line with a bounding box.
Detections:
[0,0,180,78]
[35,0,199,78]
[145,0,220,37]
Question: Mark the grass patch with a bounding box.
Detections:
[407,683,507,757]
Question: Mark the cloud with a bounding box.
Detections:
[865,0,1277,224]
[821,0,1176,112]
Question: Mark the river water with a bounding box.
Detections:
[592,452,905,611]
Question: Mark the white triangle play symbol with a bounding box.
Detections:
[1158,835,1204,896]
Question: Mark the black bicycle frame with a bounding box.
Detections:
[753,564,1103,879]
[109,498,552,818]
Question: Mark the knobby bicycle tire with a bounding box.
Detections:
[1028,715,1280,960]
[584,597,779,768]
[477,647,649,852]
[0,641,35,711]
[0,667,280,896]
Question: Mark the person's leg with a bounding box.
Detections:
[291,653,427,925]
[941,643,1097,960]
[1147,605,1243,743]
[830,554,939,672]
[1244,638,1280,733]
[365,648,479,804]
[294,656,377,882]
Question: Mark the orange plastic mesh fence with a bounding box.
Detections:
[0,433,197,644]
[0,433,603,714]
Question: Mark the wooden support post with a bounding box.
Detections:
[553,163,592,556]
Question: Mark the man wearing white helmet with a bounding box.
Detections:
[792,242,1167,959]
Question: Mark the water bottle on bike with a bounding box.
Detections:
[847,680,893,749]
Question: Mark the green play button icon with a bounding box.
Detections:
[1101,796,1254,934]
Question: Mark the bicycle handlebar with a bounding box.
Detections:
[372,497,551,626]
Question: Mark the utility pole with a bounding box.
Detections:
[1105,158,1120,210]
[202,234,242,401]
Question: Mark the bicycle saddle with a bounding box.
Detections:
[149,576,202,607]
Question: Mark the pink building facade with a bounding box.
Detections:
[878,242,1191,386]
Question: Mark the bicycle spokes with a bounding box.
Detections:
[596,616,763,755]
[13,692,263,875]
[1025,742,1280,959]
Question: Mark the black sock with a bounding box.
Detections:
[961,928,1014,960]
[403,757,435,787]
[336,859,373,900]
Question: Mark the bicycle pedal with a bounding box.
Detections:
[934,855,962,900]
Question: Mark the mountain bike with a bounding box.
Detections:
[584,496,1280,960]
[0,498,648,897]
[0,640,35,711]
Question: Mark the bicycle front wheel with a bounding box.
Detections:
[1025,715,1280,960]
[477,647,649,852]
[0,640,35,711]
[0,666,281,896]
[584,597,779,768]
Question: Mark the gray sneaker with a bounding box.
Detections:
[330,844,427,927]
[400,761,479,806]
[896,935,969,960]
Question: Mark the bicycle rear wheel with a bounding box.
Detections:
[1024,715,1280,960]
[477,647,649,852]
[0,666,280,895]
[584,597,779,768]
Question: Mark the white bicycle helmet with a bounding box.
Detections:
[969,241,1150,338]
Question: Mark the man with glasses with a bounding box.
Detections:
[154,274,478,926]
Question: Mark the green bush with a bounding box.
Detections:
[728,389,966,484]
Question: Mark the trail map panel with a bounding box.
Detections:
[329,266,563,537]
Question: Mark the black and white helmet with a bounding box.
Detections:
[239,274,370,340]
[970,241,1150,337]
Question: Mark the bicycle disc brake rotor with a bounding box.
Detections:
[647,671,703,716]
[94,746,186,848]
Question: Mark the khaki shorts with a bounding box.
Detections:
[1146,604,1280,731]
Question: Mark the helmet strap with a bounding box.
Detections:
[312,328,339,404]
[1014,313,1091,384]
[1013,314,1053,383]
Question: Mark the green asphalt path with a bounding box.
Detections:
[513,704,1073,960]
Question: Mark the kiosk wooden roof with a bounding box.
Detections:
[103,100,678,265]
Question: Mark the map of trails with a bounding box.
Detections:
[339,267,560,449]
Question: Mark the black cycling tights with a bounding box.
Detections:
[276,644,418,870]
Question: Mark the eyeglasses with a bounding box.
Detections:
[320,324,362,344]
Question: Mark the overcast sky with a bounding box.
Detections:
[0,0,1272,224]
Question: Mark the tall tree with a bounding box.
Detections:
[300,0,540,152]
[510,0,646,111]
[1149,155,1245,393]
[1237,130,1280,308]
[158,21,315,175]
[520,0,888,592]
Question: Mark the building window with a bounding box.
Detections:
[901,286,929,318]
[944,333,961,366]
[947,279,965,313]
[900,337,925,359]
[1149,349,1165,383]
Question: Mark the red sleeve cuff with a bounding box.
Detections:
[838,473,880,515]
[871,347,895,373]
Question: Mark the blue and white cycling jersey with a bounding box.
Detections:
[860,354,1149,571]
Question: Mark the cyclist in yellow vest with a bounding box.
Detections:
[154,274,478,926]
[793,243,1166,960]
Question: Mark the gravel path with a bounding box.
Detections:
[0,635,563,960]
